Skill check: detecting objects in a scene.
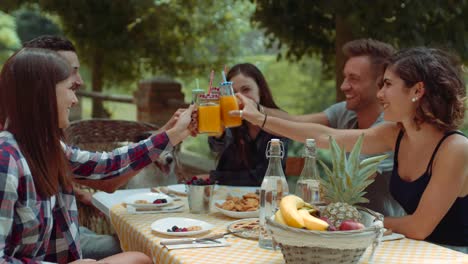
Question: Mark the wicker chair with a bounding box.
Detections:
[64,119,164,235]
[65,119,158,147]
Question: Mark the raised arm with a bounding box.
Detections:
[384,136,468,240]
[262,105,330,125]
[69,105,195,192]
[235,93,396,154]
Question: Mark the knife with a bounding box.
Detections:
[160,231,243,246]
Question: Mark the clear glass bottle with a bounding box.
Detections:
[258,138,289,250]
[295,138,321,204]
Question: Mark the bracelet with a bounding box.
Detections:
[261,113,268,128]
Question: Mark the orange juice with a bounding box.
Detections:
[198,104,222,134]
[220,95,242,127]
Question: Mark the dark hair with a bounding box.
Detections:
[23,35,76,52]
[343,39,396,82]
[0,48,72,197]
[225,63,279,168]
[388,47,466,131]
[227,63,280,109]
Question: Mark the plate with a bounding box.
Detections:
[214,200,259,219]
[123,192,173,209]
[167,184,187,195]
[227,218,260,240]
[151,217,214,236]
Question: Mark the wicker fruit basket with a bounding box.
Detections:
[266,206,384,264]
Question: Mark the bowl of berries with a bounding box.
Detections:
[124,192,173,209]
[186,176,214,214]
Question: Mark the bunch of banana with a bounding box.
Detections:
[274,195,329,231]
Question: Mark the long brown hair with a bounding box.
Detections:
[227,63,280,109]
[388,47,466,131]
[0,48,72,197]
[226,63,280,168]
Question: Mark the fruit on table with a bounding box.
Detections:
[319,217,337,231]
[318,135,388,227]
[339,220,365,231]
[279,195,306,228]
[298,209,329,231]
[153,198,168,204]
[274,210,287,225]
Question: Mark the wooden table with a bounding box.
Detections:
[93,187,468,264]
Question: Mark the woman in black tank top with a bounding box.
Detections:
[376,48,467,252]
[236,47,467,252]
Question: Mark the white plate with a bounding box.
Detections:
[214,200,259,219]
[151,217,214,236]
[167,184,187,195]
[123,192,173,209]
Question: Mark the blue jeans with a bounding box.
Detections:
[79,226,122,259]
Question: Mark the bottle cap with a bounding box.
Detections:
[271,138,280,145]
[305,138,316,146]
[266,138,284,158]
[220,81,233,86]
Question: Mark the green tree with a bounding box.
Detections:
[0,10,20,64]
[252,0,468,101]
[14,6,62,43]
[1,0,254,117]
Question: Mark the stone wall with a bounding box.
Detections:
[134,77,188,127]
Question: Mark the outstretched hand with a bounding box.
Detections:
[166,104,197,145]
[160,108,186,132]
[230,93,264,126]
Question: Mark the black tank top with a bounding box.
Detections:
[389,130,468,246]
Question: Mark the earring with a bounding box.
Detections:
[411,97,418,102]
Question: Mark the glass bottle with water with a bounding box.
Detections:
[295,138,321,204]
[258,138,289,250]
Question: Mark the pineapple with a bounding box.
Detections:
[318,134,388,228]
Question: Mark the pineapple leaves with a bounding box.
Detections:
[318,135,389,206]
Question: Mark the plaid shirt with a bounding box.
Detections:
[0,130,172,263]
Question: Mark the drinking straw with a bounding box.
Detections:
[221,70,227,83]
[208,70,214,93]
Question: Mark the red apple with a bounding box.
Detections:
[339,220,365,231]
[319,217,337,231]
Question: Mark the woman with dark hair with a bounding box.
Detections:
[207,63,288,186]
[0,48,194,263]
[236,48,467,252]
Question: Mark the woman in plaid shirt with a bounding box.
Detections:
[0,48,195,263]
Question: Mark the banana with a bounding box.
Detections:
[298,208,329,231]
[279,195,305,228]
[274,210,287,225]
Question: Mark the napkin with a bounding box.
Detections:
[160,238,230,250]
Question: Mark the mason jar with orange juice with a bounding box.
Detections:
[219,81,242,128]
[197,94,222,135]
